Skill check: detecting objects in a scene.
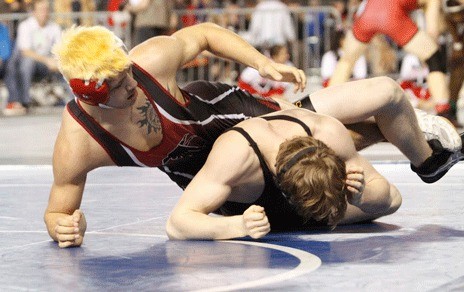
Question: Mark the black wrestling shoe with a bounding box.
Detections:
[411,138,463,184]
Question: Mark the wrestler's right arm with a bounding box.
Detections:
[166,133,270,240]
[44,112,103,247]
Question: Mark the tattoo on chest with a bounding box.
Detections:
[136,100,162,135]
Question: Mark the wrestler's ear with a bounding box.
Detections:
[69,79,110,106]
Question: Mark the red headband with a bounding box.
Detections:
[69,78,110,106]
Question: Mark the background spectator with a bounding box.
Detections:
[320,29,367,86]
[126,0,175,45]
[398,53,432,110]
[0,21,12,79]
[3,0,62,116]
[238,44,293,99]
[245,0,296,50]
[1,0,28,40]
[54,0,97,28]
[443,0,464,125]
[366,35,398,77]
[107,0,130,38]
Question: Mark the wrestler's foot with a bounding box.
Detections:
[411,139,463,184]
[415,108,462,152]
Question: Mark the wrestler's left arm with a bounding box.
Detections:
[314,115,394,214]
[171,22,306,92]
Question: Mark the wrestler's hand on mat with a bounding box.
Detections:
[258,62,306,93]
[345,166,365,207]
[55,209,87,248]
[242,205,270,239]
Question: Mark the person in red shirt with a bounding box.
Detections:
[329,0,451,117]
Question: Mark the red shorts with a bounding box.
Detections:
[352,0,419,47]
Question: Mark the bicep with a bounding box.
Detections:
[47,125,91,214]
[173,133,249,215]
[130,34,201,79]
[175,169,232,215]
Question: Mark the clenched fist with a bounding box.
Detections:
[345,166,365,207]
[242,205,270,239]
[54,209,87,248]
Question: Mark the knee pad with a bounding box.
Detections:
[425,50,447,73]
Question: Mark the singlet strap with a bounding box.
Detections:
[225,127,275,185]
[67,100,138,166]
[262,115,312,136]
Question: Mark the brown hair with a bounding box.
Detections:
[275,136,348,228]
[269,44,286,58]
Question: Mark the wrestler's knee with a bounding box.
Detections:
[367,76,404,107]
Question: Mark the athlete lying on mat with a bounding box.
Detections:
[44,23,461,248]
[166,108,463,240]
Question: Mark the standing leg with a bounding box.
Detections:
[18,56,37,107]
[4,49,21,104]
[328,30,369,86]
[403,31,450,114]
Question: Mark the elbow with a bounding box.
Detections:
[359,178,395,214]
[165,216,187,241]
[197,22,222,30]
[373,180,402,215]
[385,184,402,215]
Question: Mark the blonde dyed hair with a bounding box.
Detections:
[53,26,131,81]
[275,136,348,228]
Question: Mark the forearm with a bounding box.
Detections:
[355,178,393,214]
[198,23,271,70]
[167,211,247,240]
[342,183,401,224]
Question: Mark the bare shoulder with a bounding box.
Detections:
[204,130,258,183]
[53,110,111,184]
[129,36,183,77]
[210,130,252,165]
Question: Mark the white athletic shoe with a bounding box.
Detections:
[415,108,462,152]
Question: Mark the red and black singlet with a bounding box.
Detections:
[67,62,281,189]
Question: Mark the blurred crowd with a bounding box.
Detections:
[1,0,464,126]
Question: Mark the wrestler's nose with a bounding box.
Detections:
[126,77,138,91]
